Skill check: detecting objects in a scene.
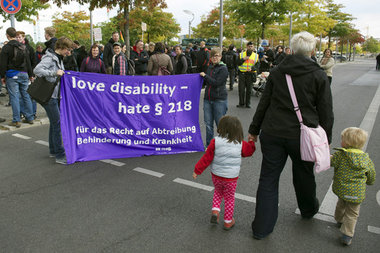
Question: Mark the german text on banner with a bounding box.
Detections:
[60,72,204,164]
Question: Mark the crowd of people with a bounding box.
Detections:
[0,26,375,246]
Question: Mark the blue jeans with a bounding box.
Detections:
[42,98,65,159]
[6,72,34,122]
[203,99,228,146]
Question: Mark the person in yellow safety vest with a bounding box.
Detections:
[236,41,259,108]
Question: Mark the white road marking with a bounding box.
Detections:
[12,133,31,140]
[295,208,336,223]
[377,191,380,206]
[319,184,338,216]
[133,167,164,178]
[235,193,256,203]
[368,226,380,234]
[100,159,125,167]
[173,178,256,203]
[308,83,380,219]
[35,140,49,146]
[173,178,214,191]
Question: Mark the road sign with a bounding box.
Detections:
[142,22,147,32]
[1,0,22,15]
[93,28,102,42]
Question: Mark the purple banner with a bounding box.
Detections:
[60,72,204,164]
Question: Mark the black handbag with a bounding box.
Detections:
[27,76,59,105]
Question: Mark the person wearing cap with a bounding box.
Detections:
[259,40,275,73]
[112,42,128,75]
[236,41,259,108]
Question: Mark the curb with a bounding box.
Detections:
[0,117,49,134]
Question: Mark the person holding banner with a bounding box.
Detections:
[33,37,74,165]
[200,47,228,146]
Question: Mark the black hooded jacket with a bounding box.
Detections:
[103,38,116,68]
[249,54,334,143]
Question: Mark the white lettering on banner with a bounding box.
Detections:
[72,76,105,91]
[110,82,176,97]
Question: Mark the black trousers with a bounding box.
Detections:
[238,71,254,106]
[228,68,235,89]
[252,132,319,237]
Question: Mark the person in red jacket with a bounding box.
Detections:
[193,115,255,230]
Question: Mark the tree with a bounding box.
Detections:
[225,0,296,40]
[192,7,240,41]
[0,0,49,23]
[42,0,168,58]
[362,37,380,53]
[325,0,354,47]
[289,0,336,36]
[52,11,91,47]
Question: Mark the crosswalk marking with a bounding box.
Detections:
[173,178,214,191]
[35,140,49,146]
[12,133,31,140]
[100,159,125,167]
[133,167,164,178]
[368,226,380,235]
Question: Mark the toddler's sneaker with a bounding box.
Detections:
[223,218,235,230]
[210,210,219,224]
[341,234,352,246]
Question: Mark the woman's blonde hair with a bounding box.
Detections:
[341,127,368,150]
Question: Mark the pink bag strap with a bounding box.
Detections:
[285,74,303,124]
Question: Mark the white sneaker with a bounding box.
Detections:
[55,157,67,165]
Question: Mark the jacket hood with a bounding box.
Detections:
[278,54,322,77]
[334,148,369,169]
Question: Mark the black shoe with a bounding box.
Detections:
[246,105,251,108]
[236,105,244,108]
[0,93,6,97]
[229,88,233,91]
[0,118,5,123]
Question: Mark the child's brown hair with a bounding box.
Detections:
[341,127,368,150]
[217,115,243,144]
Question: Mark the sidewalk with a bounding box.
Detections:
[0,87,49,134]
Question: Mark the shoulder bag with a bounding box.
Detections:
[285,74,330,173]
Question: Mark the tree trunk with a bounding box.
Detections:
[124,2,130,59]
[261,23,265,39]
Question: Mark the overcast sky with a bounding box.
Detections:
[0,0,379,43]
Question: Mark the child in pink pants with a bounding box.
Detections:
[193,115,255,230]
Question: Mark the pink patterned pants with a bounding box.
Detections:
[212,174,238,222]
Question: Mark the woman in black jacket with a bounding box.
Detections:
[200,47,228,146]
[248,32,334,239]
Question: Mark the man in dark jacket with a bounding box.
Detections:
[42,27,57,55]
[0,27,34,127]
[196,41,210,73]
[103,32,119,74]
[248,31,333,240]
[259,40,275,73]
[130,40,149,75]
[222,44,238,90]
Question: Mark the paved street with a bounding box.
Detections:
[0,58,379,252]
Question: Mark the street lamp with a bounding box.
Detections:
[183,10,194,39]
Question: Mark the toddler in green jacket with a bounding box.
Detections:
[331,127,376,246]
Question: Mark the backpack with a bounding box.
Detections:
[155,55,170,76]
[85,56,102,67]
[12,43,27,68]
[127,58,135,75]
[225,54,234,69]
